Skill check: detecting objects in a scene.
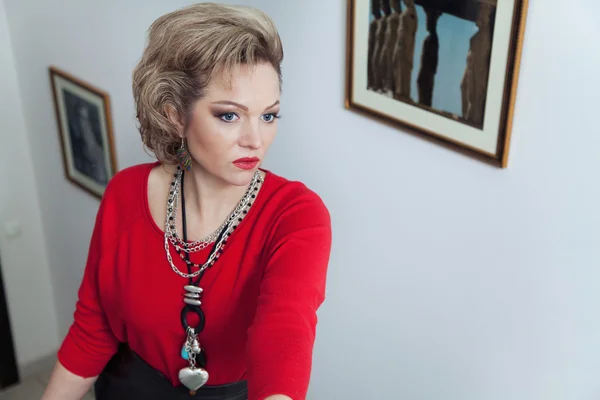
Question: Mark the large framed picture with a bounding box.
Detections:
[49,66,117,198]
[345,0,528,167]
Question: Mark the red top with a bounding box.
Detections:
[57,162,332,400]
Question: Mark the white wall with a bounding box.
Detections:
[3,0,600,399]
[0,0,58,366]
[3,0,162,338]
[262,2,600,399]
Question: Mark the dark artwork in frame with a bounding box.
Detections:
[347,0,529,167]
[62,89,109,186]
[49,66,118,198]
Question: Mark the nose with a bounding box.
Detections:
[239,120,262,150]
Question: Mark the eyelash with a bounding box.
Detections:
[216,112,281,123]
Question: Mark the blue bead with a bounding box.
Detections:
[181,346,189,360]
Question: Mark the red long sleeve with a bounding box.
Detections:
[57,186,120,377]
[246,186,331,399]
[56,162,332,399]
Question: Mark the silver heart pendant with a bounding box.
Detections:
[178,367,209,391]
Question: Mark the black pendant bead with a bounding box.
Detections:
[196,350,207,368]
[180,304,205,333]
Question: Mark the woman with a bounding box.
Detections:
[41,3,332,400]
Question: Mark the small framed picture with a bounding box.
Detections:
[345,0,528,167]
[49,66,117,198]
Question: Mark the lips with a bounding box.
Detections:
[233,157,260,170]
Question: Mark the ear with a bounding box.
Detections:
[165,105,185,137]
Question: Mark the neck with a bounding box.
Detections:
[181,163,250,239]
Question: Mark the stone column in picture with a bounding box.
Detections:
[368,0,382,90]
[378,0,402,94]
[461,3,495,128]
[392,0,418,101]
[371,0,390,92]
[417,8,441,107]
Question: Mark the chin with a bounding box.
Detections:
[224,169,258,187]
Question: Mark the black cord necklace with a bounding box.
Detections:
[178,169,230,394]
[171,167,261,393]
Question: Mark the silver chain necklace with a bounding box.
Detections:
[166,173,259,252]
[163,169,262,279]
[166,183,221,253]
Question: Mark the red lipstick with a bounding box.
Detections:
[233,157,260,170]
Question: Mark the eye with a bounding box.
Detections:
[219,112,239,123]
[261,113,280,123]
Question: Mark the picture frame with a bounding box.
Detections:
[345,0,529,167]
[49,66,118,198]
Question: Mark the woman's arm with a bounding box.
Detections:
[245,187,332,400]
[43,186,121,398]
[41,361,96,400]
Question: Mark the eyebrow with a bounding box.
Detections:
[211,100,280,112]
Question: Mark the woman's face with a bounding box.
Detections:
[181,62,280,187]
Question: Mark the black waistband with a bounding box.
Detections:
[94,344,248,400]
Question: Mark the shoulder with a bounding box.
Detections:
[98,161,158,224]
[262,170,330,220]
[260,170,331,245]
[84,162,157,257]
[258,172,332,289]
[103,162,157,200]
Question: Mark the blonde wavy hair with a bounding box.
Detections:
[132,3,284,164]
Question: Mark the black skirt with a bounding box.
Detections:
[94,344,248,400]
